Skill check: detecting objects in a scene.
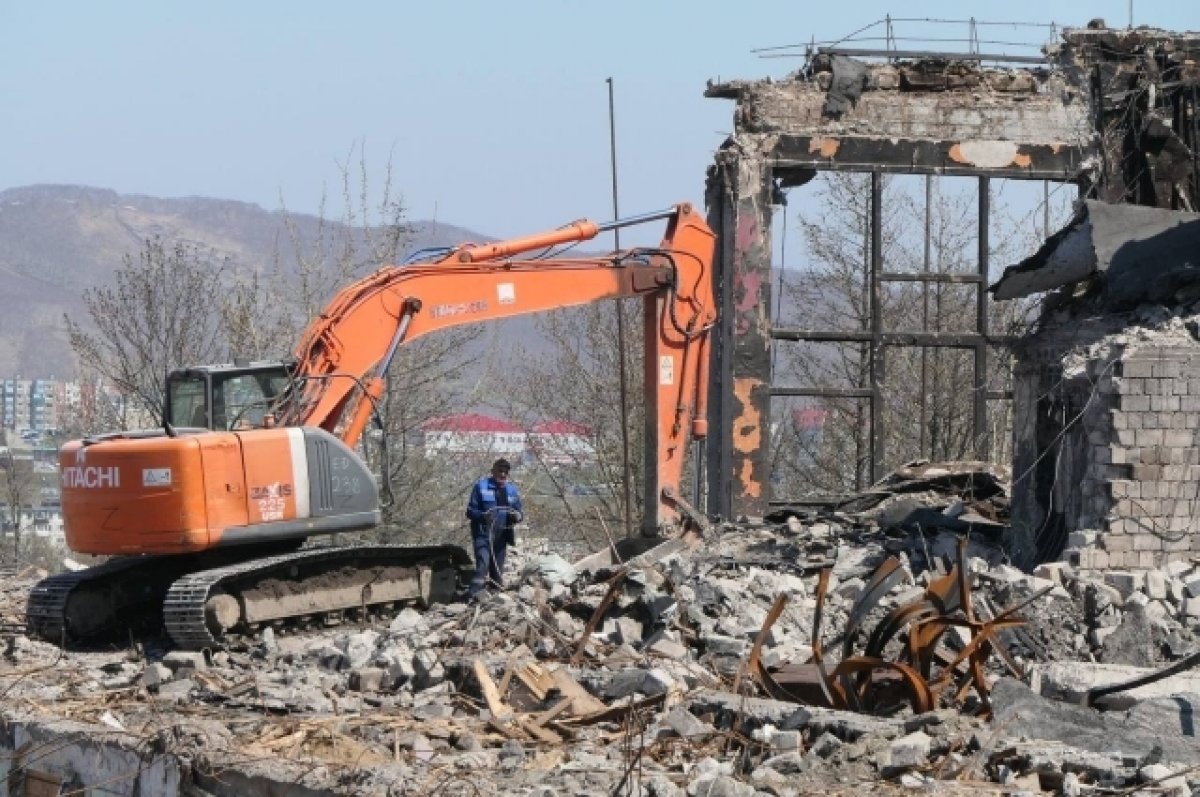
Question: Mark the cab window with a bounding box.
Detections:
[169,377,209,428]
[215,372,288,429]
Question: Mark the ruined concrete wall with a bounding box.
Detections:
[1058,27,1200,209]
[705,155,773,520]
[732,76,1092,153]
[1069,347,1200,570]
[0,716,342,797]
[707,37,1101,520]
[0,717,183,796]
[1012,308,1200,570]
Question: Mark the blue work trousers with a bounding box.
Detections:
[469,523,509,598]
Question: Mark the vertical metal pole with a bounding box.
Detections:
[706,177,737,521]
[772,198,787,373]
[920,174,931,459]
[1185,85,1195,210]
[856,182,869,491]
[1043,180,1050,238]
[606,77,634,540]
[869,171,885,484]
[975,176,991,460]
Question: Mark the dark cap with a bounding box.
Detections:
[492,458,511,474]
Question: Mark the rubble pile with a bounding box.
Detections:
[5,471,1200,794]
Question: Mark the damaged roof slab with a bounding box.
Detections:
[991,201,1200,305]
[707,56,1090,177]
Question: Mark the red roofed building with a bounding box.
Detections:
[529,420,596,465]
[790,406,827,465]
[791,407,829,432]
[423,414,526,458]
[422,414,598,464]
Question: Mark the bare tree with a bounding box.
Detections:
[53,375,126,439]
[1,448,35,561]
[273,144,411,335]
[368,335,484,549]
[219,268,296,363]
[64,239,231,428]
[271,144,482,538]
[492,301,647,552]
[771,174,1064,497]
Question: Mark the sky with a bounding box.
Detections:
[2,1,1196,247]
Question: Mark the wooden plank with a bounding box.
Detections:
[549,667,606,715]
[487,718,528,741]
[22,770,64,797]
[562,692,667,727]
[513,661,554,702]
[262,730,307,751]
[530,697,573,728]
[517,716,562,744]
[473,659,514,721]
[497,660,516,698]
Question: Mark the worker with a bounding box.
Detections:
[465,458,524,601]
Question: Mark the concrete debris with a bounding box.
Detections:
[990,678,1200,768]
[991,201,1200,305]
[8,496,1200,795]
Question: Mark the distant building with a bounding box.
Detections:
[422,414,598,465]
[792,407,828,435]
[1,378,29,430]
[790,406,828,466]
[423,414,526,458]
[0,447,63,542]
[1,376,78,433]
[528,420,596,465]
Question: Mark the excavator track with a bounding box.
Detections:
[26,555,187,645]
[163,544,471,649]
[26,544,470,649]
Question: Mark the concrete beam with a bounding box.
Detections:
[769,134,1085,180]
[709,77,1092,151]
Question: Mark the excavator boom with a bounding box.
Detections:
[278,202,715,532]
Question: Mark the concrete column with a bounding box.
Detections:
[705,150,773,521]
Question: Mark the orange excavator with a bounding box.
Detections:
[28,202,717,648]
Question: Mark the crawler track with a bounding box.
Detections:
[26,544,470,649]
[26,555,187,645]
[163,544,469,649]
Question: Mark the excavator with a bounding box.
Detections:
[27,202,717,649]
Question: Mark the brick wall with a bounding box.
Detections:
[1069,348,1200,570]
[1013,341,1200,571]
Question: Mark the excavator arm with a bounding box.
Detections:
[278,202,716,533]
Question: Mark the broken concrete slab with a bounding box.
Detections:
[992,678,1200,765]
[1031,661,1200,708]
[686,690,903,741]
[992,201,1200,305]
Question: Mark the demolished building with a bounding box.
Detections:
[984,26,1200,571]
[704,22,1200,533]
[995,201,1200,570]
[6,18,1200,797]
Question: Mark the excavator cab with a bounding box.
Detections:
[166,361,292,431]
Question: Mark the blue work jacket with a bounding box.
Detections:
[466,476,524,538]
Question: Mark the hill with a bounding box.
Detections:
[0,184,489,378]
